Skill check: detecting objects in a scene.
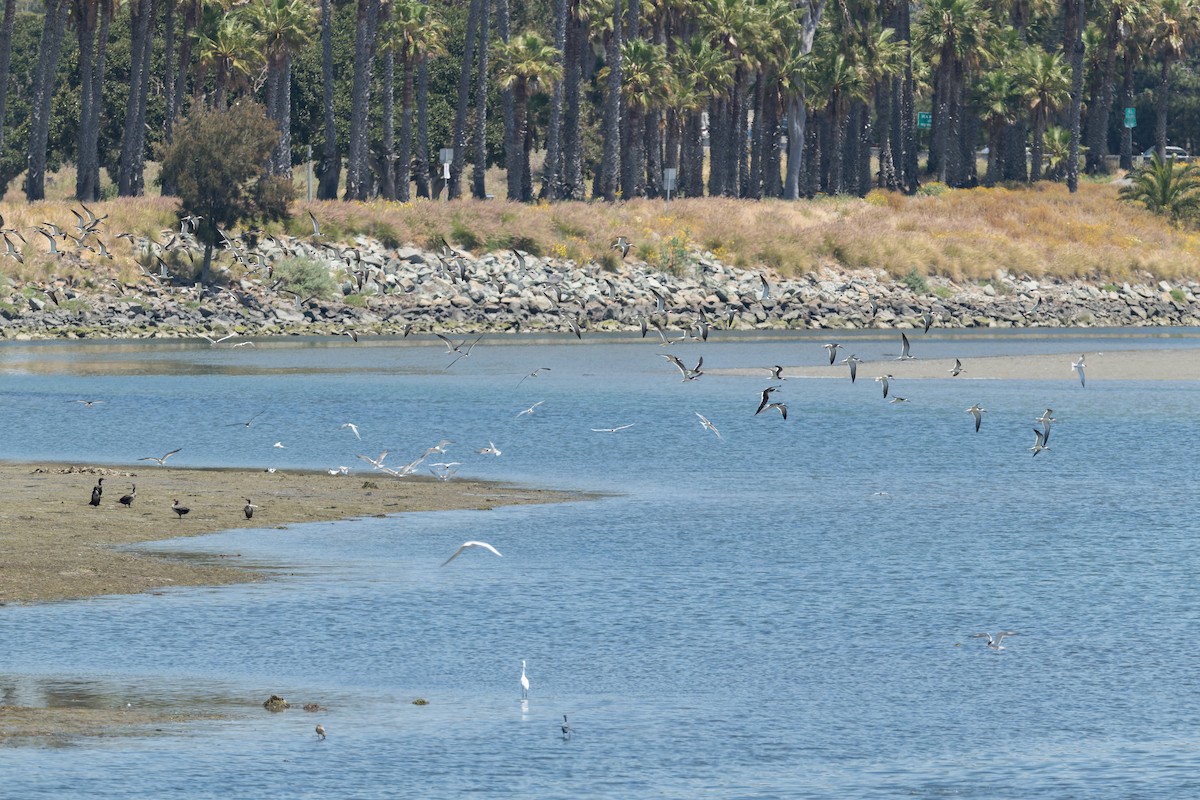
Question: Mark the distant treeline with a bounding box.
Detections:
[3,0,1200,204]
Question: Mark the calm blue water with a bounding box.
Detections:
[2,329,1200,798]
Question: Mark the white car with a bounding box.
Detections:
[1142,146,1189,161]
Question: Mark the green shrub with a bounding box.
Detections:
[901,267,929,294]
[274,256,336,300]
[450,218,482,251]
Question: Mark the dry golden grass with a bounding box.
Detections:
[2,168,1198,287]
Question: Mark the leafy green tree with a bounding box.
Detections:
[159,102,293,282]
[1018,47,1069,181]
[1119,152,1200,221]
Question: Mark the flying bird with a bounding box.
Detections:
[520,660,530,700]
[1029,428,1049,456]
[695,412,721,438]
[436,332,485,369]
[441,540,504,566]
[823,343,842,365]
[762,402,788,420]
[315,724,326,740]
[921,311,933,333]
[1036,409,1056,445]
[340,422,361,440]
[966,404,986,432]
[517,367,551,387]
[756,385,782,415]
[611,236,632,258]
[875,374,893,398]
[591,423,635,433]
[74,399,105,407]
[767,365,785,380]
[662,353,703,381]
[517,401,544,418]
[1071,354,1086,387]
[949,358,965,377]
[138,448,182,466]
[896,332,915,360]
[477,441,502,456]
[561,715,572,740]
[842,354,862,383]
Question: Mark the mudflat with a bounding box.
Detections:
[0,462,581,605]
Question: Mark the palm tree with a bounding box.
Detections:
[73,0,115,200]
[1086,0,1143,173]
[26,0,69,201]
[539,0,569,200]
[496,31,563,201]
[381,0,445,201]
[252,0,316,176]
[471,0,491,200]
[916,0,993,186]
[1063,0,1085,192]
[1150,0,1200,159]
[670,34,733,197]
[853,20,908,193]
[782,0,827,200]
[1118,153,1200,222]
[450,0,483,199]
[343,0,382,200]
[1018,47,1069,181]
[599,0,622,201]
[974,67,1020,185]
[619,38,670,198]
[197,13,262,108]
[317,0,339,198]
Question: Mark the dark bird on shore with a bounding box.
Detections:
[244,499,257,520]
[119,485,136,507]
[756,385,782,415]
[89,478,103,507]
[139,448,182,466]
[171,499,190,519]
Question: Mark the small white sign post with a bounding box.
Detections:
[439,148,454,200]
[663,168,678,212]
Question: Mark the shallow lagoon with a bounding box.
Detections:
[2,329,1200,798]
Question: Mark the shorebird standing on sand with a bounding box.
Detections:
[119,485,136,507]
[171,499,191,519]
[89,478,104,507]
[244,499,257,519]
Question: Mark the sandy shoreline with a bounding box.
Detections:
[0,462,585,742]
[713,347,1200,382]
[0,462,584,605]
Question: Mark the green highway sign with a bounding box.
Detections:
[917,112,932,129]
[1124,107,1136,128]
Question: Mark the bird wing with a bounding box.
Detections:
[662,354,687,376]
[900,333,911,357]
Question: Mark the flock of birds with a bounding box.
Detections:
[57,218,1083,750]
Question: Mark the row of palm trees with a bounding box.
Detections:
[2,0,1198,204]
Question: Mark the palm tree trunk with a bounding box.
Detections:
[277,55,293,177]
[539,0,568,200]
[450,0,482,199]
[1154,57,1172,159]
[1065,0,1084,192]
[599,0,622,201]
[764,88,782,197]
[497,0,517,200]
[127,0,155,195]
[471,0,490,199]
[415,54,431,197]
[748,72,765,199]
[317,0,340,199]
[75,0,99,200]
[0,0,16,152]
[344,0,381,201]
[381,42,396,200]
[1119,49,1133,171]
[1031,115,1045,182]
[26,0,68,201]
[784,90,808,199]
[645,111,662,198]
[559,11,584,199]
[510,78,528,201]
[621,105,643,199]
[399,56,414,202]
[116,0,152,197]
[1085,12,1120,175]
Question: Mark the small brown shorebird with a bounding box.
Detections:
[171,499,190,519]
